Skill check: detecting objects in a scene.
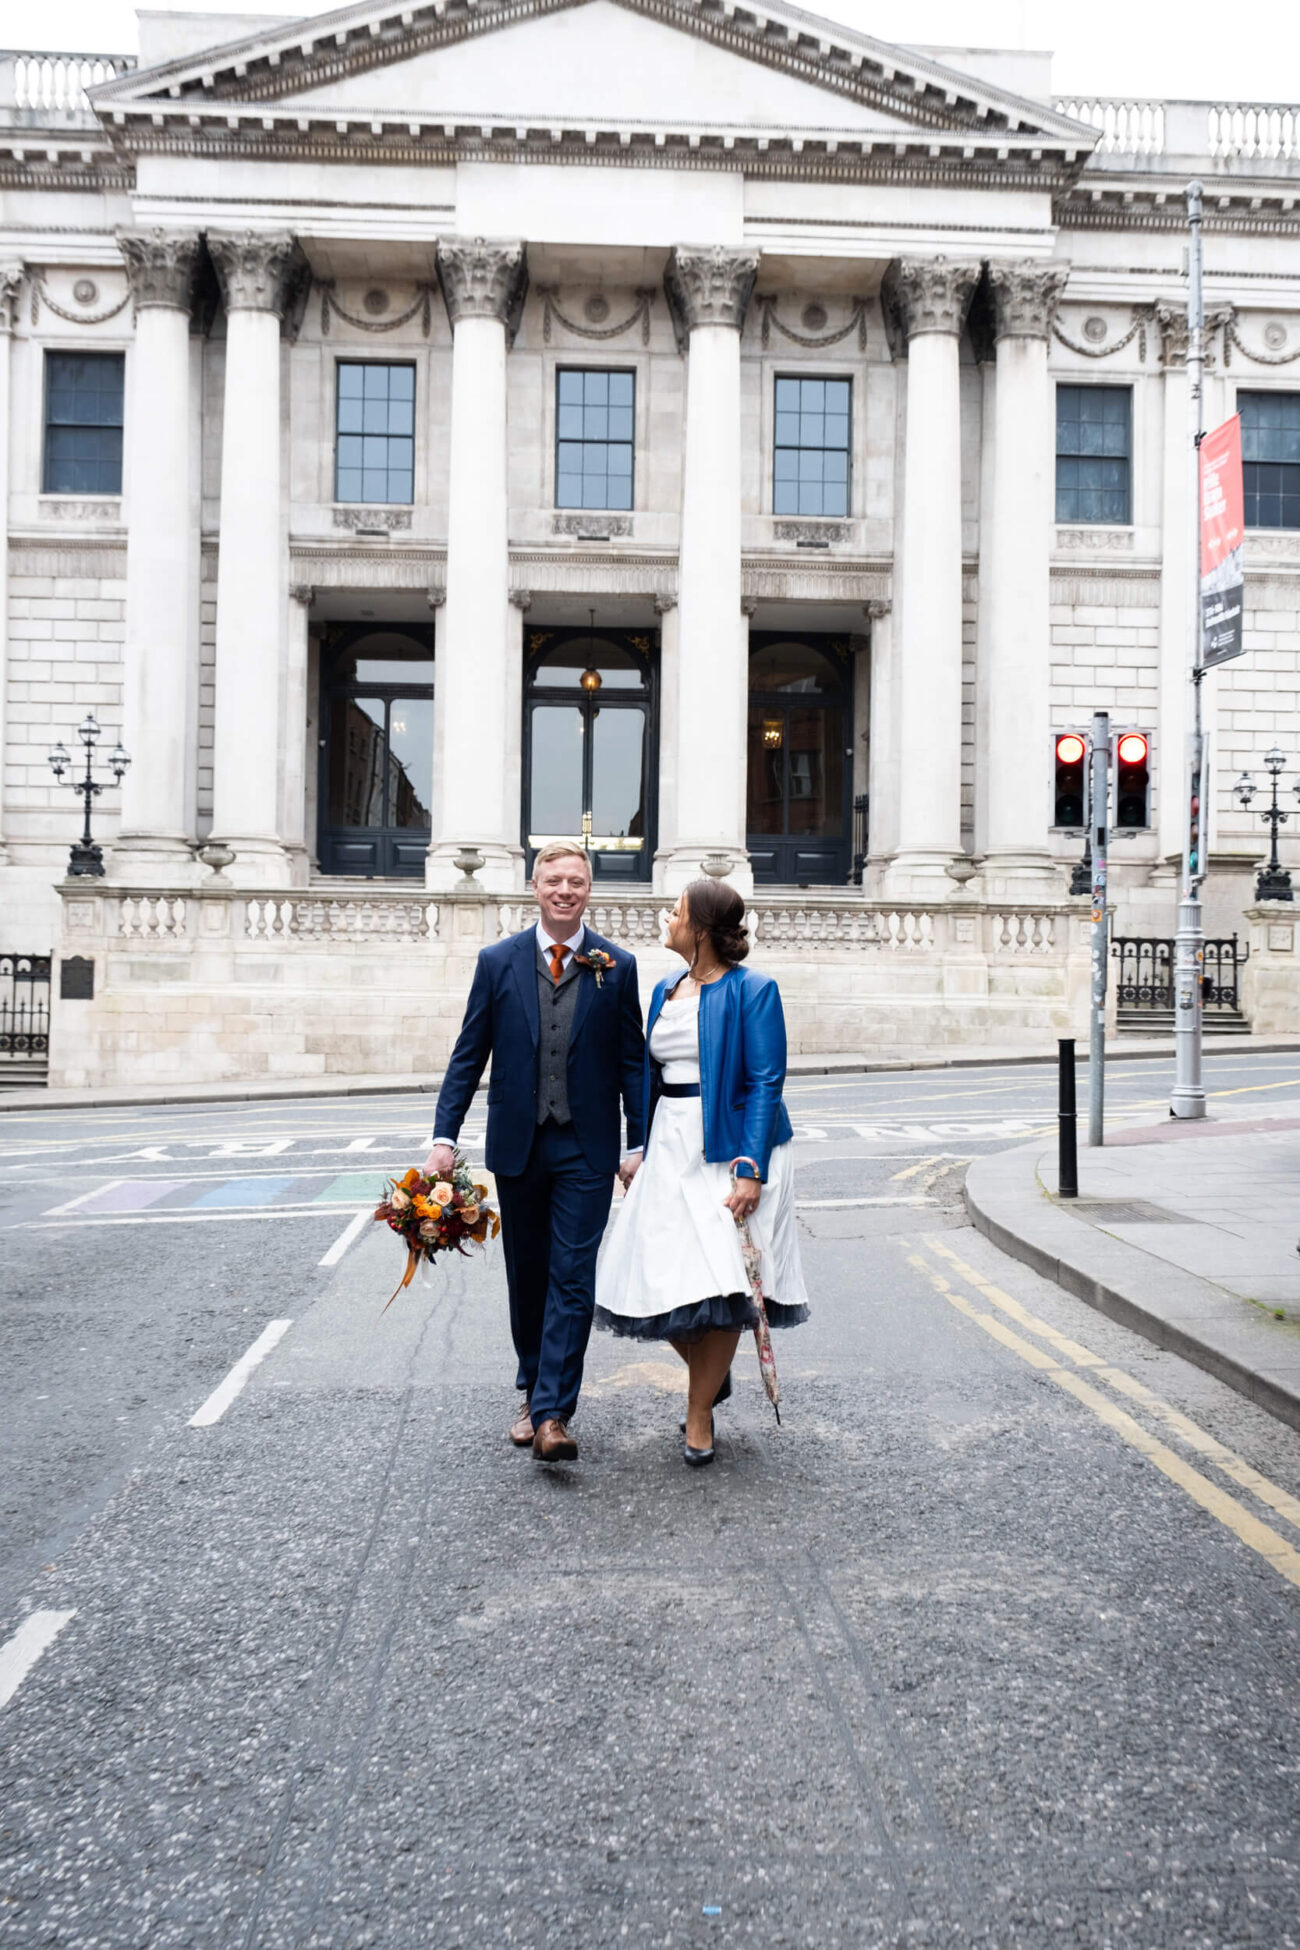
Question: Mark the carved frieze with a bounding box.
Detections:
[987,259,1069,342]
[436,239,528,343]
[331,506,412,532]
[773,519,852,547]
[207,229,301,316]
[1055,527,1135,553]
[663,247,758,350]
[116,228,201,312]
[881,256,981,344]
[553,512,632,538]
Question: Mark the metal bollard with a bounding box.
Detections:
[1058,1037,1079,1199]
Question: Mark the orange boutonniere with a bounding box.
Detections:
[573,948,616,988]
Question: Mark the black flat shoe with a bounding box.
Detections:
[679,1369,732,1433]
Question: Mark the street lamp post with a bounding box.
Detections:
[47,714,131,877]
[1233,746,1300,902]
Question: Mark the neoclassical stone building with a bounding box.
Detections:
[1,4,1299,1084]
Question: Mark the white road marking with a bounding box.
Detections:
[796,1196,938,1208]
[0,1609,76,1711]
[42,1178,128,1216]
[189,1320,293,1427]
[318,1210,369,1266]
[10,1208,371,1231]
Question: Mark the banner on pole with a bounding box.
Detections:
[1200,414,1245,669]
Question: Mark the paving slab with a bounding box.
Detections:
[966,1121,1300,1434]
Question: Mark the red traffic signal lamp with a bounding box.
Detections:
[1053,731,1087,828]
[1114,730,1151,829]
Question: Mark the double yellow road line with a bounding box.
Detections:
[905,1235,1300,1593]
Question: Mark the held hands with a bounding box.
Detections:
[425,1142,456,1177]
[618,1152,643,1190]
[724,1176,762,1221]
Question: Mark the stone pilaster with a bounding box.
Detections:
[427,240,528,891]
[0,262,22,863]
[882,257,979,898]
[207,232,299,883]
[980,261,1069,893]
[661,247,759,892]
[112,232,204,878]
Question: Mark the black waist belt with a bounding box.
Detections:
[659,1081,701,1098]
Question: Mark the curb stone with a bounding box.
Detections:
[965,1141,1300,1436]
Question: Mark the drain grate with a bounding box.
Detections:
[1061,1199,1185,1224]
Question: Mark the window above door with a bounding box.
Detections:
[555,369,635,511]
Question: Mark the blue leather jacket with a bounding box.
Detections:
[645,964,794,1181]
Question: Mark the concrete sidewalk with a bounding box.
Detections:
[967,1114,1300,1433]
[5,1031,1300,1114]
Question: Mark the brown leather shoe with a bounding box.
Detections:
[532,1417,578,1463]
[508,1398,534,1447]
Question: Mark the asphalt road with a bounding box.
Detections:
[2,1051,1300,1947]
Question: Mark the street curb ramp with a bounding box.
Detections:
[965,1141,1300,1437]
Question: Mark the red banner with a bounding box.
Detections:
[1200,415,1245,668]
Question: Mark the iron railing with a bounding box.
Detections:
[0,953,51,1062]
[1111,933,1245,1012]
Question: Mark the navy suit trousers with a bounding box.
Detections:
[495,1118,614,1427]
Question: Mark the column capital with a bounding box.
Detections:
[207,229,301,316]
[882,255,981,345]
[664,246,758,350]
[436,238,528,343]
[117,228,201,313]
[863,599,891,621]
[988,259,1069,342]
[0,261,23,335]
[427,583,447,610]
[653,593,678,615]
[508,588,532,611]
[289,583,315,608]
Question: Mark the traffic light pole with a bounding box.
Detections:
[1172,179,1208,1121]
[1088,710,1109,1147]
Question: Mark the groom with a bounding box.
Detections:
[428,842,645,1463]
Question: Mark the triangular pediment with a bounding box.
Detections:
[92,0,1093,157]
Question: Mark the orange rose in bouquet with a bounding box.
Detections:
[373,1152,500,1310]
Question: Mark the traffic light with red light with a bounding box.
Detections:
[1053,730,1087,828]
[1114,730,1151,830]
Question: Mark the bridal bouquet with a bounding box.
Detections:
[373,1153,500,1310]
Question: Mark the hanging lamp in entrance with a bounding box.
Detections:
[580,608,603,693]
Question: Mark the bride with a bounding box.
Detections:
[594,878,809,1465]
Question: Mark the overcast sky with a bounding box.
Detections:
[17,0,1300,102]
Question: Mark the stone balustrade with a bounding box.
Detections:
[47,881,1095,1091]
[1054,97,1300,163]
[0,51,135,122]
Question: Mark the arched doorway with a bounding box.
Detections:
[318,626,433,877]
[523,626,657,883]
[746,634,853,884]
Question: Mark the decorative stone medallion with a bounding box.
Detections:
[1083,315,1108,343]
[73,278,98,306]
[363,287,389,315]
[1265,320,1289,350]
[584,294,610,324]
[801,302,829,332]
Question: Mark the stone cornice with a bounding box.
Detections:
[116,227,201,312]
[664,247,758,346]
[882,255,981,341]
[1056,182,1300,236]
[436,238,528,341]
[988,258,1068,341]
[88,0,1094,154]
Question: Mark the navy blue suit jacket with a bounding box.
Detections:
[433,925,646,1178]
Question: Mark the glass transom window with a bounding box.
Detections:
[43,352,124,495]
[335,362,415,505]
[1240,391,1300,529]
[774,377,851,518]
[556,369,634,510]
[1055,385,1132,524]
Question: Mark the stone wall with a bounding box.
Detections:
[47,886,1095,1089]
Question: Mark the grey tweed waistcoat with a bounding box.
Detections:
[536,944,582,1126]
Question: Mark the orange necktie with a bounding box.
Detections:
[548,942,567,984]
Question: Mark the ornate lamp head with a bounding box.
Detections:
[108,741,131,780]
[47,741,70,781]
[1232,772,1256,808]
[1265,745,1287,776]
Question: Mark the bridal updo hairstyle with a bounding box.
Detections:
[684,878,750,966]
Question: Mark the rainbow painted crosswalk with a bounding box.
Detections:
[51,1170,388,1221]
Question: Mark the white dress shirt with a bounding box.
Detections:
[535,919,585,974]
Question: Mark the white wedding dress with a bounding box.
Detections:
[594,989,809,1342]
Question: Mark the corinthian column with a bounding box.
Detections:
[882,256,980,898]
[982,259,1069,892]
[113,228,201,879]
[426,238,528,892]
[207,230,300,885]
[0,262,23,865]
[662,245,758,893]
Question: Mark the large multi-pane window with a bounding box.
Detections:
[1240,391,1300,529]
[42,352,125,494]
[555,369,634,510]
[1055,385,1132,524]
[335,362,415,504]
[773,377,851,517]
